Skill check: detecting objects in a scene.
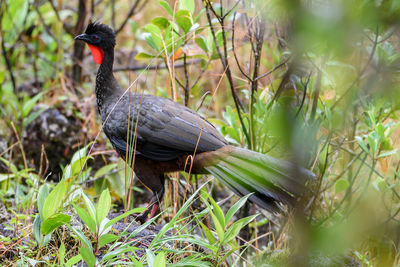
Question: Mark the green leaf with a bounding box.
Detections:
[143,24,163,51]
[43,180,67,220]
[82,193,96,218]
[199,221,216,245]
[355,136,369,154]
[210,211,224,241]
[22,92,43,118]
[376,123,385,139]
[79,246,95,267]
[93,163,118,179]
[225,194,251,225]
[68,224,93,250]
[23,107,46,129]
[335,178,350,193]
[73,203,97,234]
[195,36,209,53]
[176,10,192,33]
[154,252,166,267]
[103,207,145,230]
[368,134,376,156]
[224,215,257,244]
[135,52,157,61]
[96,188,111,225]
[41,213,71,235]
[159,0,173,16]
[378,149,398,158]
[71,143,91,165]
[65,254,83,267]
[146,250,156,267]
[33,214,42,245]
[179,0,195,13]
[209,195,225,230]
[152,17,170,30]
[98,233,119,249]
[37,184,49,220]
[59,243,66,265]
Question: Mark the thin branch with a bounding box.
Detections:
[295,72,311,117]
[232,12,252,81]
[115,0,142,34]
[183,54,190,106]
[204,1,250,144]
[113,58,202,72]
[254,59,288,81]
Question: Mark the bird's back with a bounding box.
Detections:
[101,93,228,161]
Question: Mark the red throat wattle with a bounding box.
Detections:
[88,44,104,64]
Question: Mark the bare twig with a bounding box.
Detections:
[113,58,202,72]
[72,0,87,83]
[115,0,142,34]
[204,0,250,144]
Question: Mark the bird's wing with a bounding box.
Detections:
[104,94,227,161]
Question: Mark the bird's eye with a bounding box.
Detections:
[93,36,98,40]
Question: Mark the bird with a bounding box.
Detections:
[74,22,315,222]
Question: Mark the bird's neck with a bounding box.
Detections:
[95,48,120,110]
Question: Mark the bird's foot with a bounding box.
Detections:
[134,203,159,224]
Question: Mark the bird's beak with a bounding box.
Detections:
[74,33,90,42]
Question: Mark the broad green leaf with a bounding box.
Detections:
[82,192,96,218]
[152,17,170,30]
[79,246,95,267]
[98,233,119,249]
[159,0,173,16]
[143,24,163,51]
[22,92,43,118]
[146,250,156,267]
[335,178,349,193]
[176,10,192,33]
[23,107,46,129]
[94,163,118,179]
[71,143,91,165]
[41,213,71,235]
[59,243,66,265]
[154,252,166,267]
[96,189,111,225]
[33,214,42,245]
[179,0,195,13]
[43,180,67,220]
[376,123,385,138]
[71,156,90,177]
[195,36,209,53]
[135,52,157,61]
[37,184,49,220]
[73,203,97,233]
[65,254,82,267]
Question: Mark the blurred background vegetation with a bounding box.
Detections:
[0,0,400,266]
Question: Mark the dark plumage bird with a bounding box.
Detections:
[75,22,315,222]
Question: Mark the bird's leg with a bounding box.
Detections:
[135,182,165,223]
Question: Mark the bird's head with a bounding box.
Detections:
[74,22,116,64]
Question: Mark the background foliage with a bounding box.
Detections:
[0,0,400,266]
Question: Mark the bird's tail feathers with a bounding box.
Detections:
[204,146,316,212]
